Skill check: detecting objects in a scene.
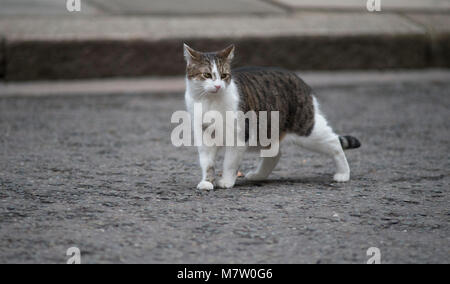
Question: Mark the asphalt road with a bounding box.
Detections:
[0,80,449,263]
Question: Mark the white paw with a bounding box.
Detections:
[245,171,267,181]
[197,181,214,191]
[216,178,235,189]
[333,173,350,182]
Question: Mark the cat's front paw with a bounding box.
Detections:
[245,171,267,181]
[333,173,350,182]
[216,178,235,189]
[197,181,214,191]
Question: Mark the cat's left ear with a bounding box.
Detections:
[218,44,235,61]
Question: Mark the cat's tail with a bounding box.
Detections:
[339,135,361,150]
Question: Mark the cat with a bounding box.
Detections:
[183,43,361,190]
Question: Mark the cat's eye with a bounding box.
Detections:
[203,73,212,79]
[221,74,229,79]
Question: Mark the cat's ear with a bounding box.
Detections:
[184,43,202,63]
[218,44,235,61]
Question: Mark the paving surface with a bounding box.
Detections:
[0,75,448,263]
[0,0,101,16]
[0,0,449,80]
[87,0,285,15]
[0,13,426,40]
[274,0,450,11]
[2,0,449,16]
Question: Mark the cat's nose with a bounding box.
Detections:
[214,85,221,91]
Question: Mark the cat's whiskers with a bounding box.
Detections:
[190,87,211,100]
[197,90,208,99]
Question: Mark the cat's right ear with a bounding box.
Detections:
[184,44,201,64]
[218,44,235,61]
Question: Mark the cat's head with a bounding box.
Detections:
[183,44,235,95]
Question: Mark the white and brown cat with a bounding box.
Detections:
[183,44,361,190]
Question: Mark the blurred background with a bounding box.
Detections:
[0,0,449,81]
[0,1,449,264]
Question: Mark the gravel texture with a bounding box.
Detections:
[0,81,449,263]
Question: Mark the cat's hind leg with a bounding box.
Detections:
[245,150,281,181]
[295,100,350,182]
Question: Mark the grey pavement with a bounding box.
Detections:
[0,13,426,40]
[0,71,449,263]
[1,69,450,97]
[274,0,450,11]
[87,0,285,15]
[2,0,449,16]
[0,0,101,16]
[0,0,449,80]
